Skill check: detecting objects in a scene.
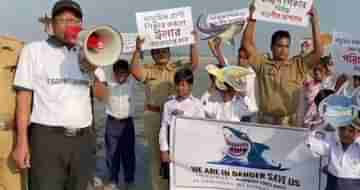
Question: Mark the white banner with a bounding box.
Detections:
[136,7,194,50]
[206,9,249,26]
[332,32,360,75]
[171,118,322,190]
[120,33,138,53]
[254,0,313,27]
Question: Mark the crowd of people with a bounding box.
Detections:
[0,0,359,190]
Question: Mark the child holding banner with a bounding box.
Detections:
[159,68,205,181]
[307,102,360,189]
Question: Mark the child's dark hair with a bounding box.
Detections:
[113,59,129,73]
[174,68,194,85]
[271,30,291,48]
[314,89,335,107]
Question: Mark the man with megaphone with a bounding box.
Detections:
[131,32,199,190]
[12,1,105,190]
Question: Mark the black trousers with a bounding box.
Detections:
[105,115,136,184]
[325,174,360,190]
[29,124,96,190]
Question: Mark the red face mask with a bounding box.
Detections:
[64,26,104,49]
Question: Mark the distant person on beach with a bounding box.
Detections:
[242,4,323,126]
[0,37,25,190]
[159,68,205,182]
[131,32,199,190]
[12,1,105,189]
[94,59,137,190]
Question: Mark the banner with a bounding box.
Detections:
[206,9,249,26]
[170,118,322,190]
[136,7,194,50]
[120,33,138,53]
[254,0,313,27]
[332,32,360,75]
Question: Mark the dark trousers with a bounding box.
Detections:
[29,124,96,190]
[325,174,360,190]
[105,115,136,184]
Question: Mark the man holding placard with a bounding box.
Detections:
[242,3,323,127]
[132,7,199,190]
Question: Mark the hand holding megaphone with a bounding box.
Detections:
[64,25,123,68]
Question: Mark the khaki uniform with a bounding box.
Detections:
[0,36,25,190]
[141,63,177,190]
[251,54,313,127]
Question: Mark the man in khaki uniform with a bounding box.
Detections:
[242,5,323,127]
[131,35,199,190]
[0,36,25,190]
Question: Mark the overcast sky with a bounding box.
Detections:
[0,0,357,55]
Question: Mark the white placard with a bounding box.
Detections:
[254,0,313,27]
[206,9,249,26]
[121,33,138,53]
[136,7,194,50]
[332,32,360,75]
[171,117,322,190]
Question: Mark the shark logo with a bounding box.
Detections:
[208,126,288,171]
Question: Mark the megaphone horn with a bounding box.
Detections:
[66,25,123,66]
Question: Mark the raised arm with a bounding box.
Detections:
[209,38,227,66]
[307,5,323,67]
[242,3,257,63]
[131,37,145,81]
[190,31,200,71]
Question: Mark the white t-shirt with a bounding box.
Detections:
[95,68,135,119]
[159,95,205,151]
[14,40,92,128]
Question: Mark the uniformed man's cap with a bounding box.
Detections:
[52,0,82,19]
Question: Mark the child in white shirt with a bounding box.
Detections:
[159,68,205,179]
[307,116,360,190]
[208,66,255,122]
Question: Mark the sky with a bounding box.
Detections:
[0,0,357,56]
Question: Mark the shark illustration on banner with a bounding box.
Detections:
[208,126,289,171]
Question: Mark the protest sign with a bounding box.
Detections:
[136,7,194,49]
[121,33,138,53]
[170,117,322,190]
[332,32,360,75]
[254,0,313,27]
[206,9,249,26]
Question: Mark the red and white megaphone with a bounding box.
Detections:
[65,25,123,66]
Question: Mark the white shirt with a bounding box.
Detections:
[200,90,222,119]
[307,130,360,179]
[14,40,92,128]
[245,67,259,113]
[95,68,135,119]
[159,95,205,151]
[205,94,252,122]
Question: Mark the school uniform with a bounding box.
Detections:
[200,89,222,119]
[206,95,253,122]
[159,95,205,152]
[307,130,360,190]
[96,69,136,185]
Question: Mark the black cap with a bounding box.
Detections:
[52,0,82,19]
